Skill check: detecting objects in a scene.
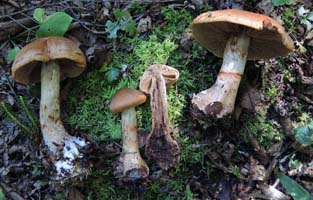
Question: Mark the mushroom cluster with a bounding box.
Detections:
[110,64,180,180]
[12,36,88,178]
[190,9,294,120]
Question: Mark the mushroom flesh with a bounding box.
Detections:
[140,64,180,169]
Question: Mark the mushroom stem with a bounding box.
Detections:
[192,33,250,118]
[121,108,149,179]
[40,61,87,178]
[146,70,180,169]
[40,61,70,154]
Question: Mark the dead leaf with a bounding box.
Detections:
[240,86,263,112]
[190,0,204,9]
[250,156,266,181]
[305,30,313,47]
[257,0,273,16]
[138,128,149,148]
[257,183,290,200]
[180,32,193,52]
[221,142,235,161]
[137,16,152,33]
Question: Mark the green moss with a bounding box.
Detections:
[85,135,206,199]
[240,109,283,148]
[266,83,280,104]
[282,8,296,30]
[154,7,192,39]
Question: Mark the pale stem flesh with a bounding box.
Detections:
[40,61,87,178]
[121,107,149,180]
[192,33,250,118]
[146,70,180,169]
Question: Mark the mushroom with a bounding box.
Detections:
[190,9,294,119]
[110,88,149,181]
[139,64,180,169]
[12,36,88,178]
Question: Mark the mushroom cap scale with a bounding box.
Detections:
[110,88,147,113]
[12,36,86,84]
[190,9,294,60]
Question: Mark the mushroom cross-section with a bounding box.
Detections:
[110,88,149,181]
[12,36,87,178]
[139,64,180,169]
[190,9,294,119]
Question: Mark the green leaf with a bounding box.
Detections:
[278,173,313,200]
[0,188,4,200]
[105,68,120,82]
[307,11,313,21]
[121,19,136,36]
[272,0,291,6]
[33,8,45,23]
[113,8,123,20]
[8,46,20,61]
[105,20,120,39]
[36,12,72,38]
[114,9,131,21]
[294,121,313,146]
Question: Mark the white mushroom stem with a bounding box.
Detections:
[40,61,87,178]
[192,33,250,118]
[121,108,148,179]
[40,61,70,154]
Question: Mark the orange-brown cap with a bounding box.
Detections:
[190,9,294,60]
[12,36,86,84]
[110,88,147,113]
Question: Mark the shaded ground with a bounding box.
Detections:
[1,0,313,199]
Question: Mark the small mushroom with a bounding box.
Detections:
[12,37,88,178]
[190,10,294,119]
[139,64,180,169]
[110,88,149,181]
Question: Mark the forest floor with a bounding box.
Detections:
[1,0,313,199]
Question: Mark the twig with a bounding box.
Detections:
[63,2,107,34]
[0,2,67,20]
[0,182,25,200]
[0,66,17,98]
[207,150,248,181]
[295,92,313,104]
[297,65,313,85]
[0,18,34,42]
[2,0,20,8]
[244,125,269,165]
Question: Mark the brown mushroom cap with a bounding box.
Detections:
[110,88,147,113]
[12,36,86,84]
[190,9,294,60]
[139,64,179,94]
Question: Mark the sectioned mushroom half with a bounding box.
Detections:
[110,88,149,181]
[12,36,88,178]
[139,64,180,169]
[190,9,294,119]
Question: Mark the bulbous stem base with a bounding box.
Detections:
[191,33,250,119]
